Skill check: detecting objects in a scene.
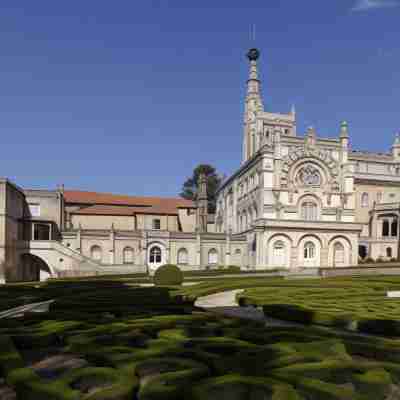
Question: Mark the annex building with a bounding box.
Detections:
[1,48,399,282]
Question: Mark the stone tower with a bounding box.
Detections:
[196,172,208,233]
[242,48,264,164]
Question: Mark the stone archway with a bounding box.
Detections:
[19,254,53,282]
[297,235,322,268]
[267,234,292,269]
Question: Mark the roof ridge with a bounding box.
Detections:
[64,189,192,202]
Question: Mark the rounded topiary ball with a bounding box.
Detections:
[153,264,183,286]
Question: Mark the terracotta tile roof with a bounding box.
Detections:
[72,204,185,216]
[72,205,137,216]
[65,190,195,216]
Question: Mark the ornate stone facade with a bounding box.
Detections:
[216,48,400,269]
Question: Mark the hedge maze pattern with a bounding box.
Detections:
[2,281,400,399]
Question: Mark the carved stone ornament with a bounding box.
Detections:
[280,147,339,189]
[296,164,321,186]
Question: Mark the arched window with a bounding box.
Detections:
[301,202,318,221]
[233,248,242,266]
[382,220,390,237]
[91,245,102,262]
[391,219,398,237]
[273,241,286,266]
[387,247,393,258]
[304,242,315,259]
[177,248,188,265]
[208,249,218,265]
[361,193,369,208]
[149,246,162,263]
[334,242,344,264]
[123,247,134,264]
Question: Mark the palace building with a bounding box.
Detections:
[215,48,400,270]
[1,48,399,282]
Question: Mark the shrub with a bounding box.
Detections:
[226,265,241,273]
[364,257,375,264]
[153,264,183,286]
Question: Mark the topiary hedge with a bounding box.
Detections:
[153,264,183,286]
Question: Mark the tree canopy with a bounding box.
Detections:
[180,164,222,214]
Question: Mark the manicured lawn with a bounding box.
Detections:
[3,277,400,398]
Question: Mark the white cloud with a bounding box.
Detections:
[352,0,400,11]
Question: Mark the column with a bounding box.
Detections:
[76,224,82,252]
[291,246,298,269]
[196,232,201,269]
[109,226,115,265]
[255,230,263,269]
[225,230,231,267]
[320,246,328,268]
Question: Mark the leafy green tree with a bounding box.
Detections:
[180,164,222,213]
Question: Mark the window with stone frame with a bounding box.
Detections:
[301,202,318,221]
[91,245,102,262]
[296,165,321,186]
[304,242,315,259]
[382,220,390,237]
[177,248,188,265]
[391,219,398,237]
[361,193,369,208]
[123,247,134,264]
[334,242,344,264]
[149,246,162,263]
[208,249,218,265]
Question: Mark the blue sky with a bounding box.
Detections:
[0,1,399,196]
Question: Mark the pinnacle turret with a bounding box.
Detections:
[243,48,264,163]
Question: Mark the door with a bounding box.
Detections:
[303,241,317,267]
[334,242,345,267]
[148,246,163,271]
[273,241,286,267]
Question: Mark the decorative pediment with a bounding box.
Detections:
[280,147,339,189]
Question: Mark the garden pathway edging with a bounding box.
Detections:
[0,300,54,320]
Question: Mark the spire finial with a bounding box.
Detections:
[247,48,260,61]
[340,120,348,138]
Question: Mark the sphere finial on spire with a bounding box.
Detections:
[247,48,260,61]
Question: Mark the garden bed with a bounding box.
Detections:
[237,275,400,336]
[2,278,400,398]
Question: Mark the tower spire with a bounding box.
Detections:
[243,48,264,163]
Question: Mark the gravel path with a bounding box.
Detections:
[195,289,269,322]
